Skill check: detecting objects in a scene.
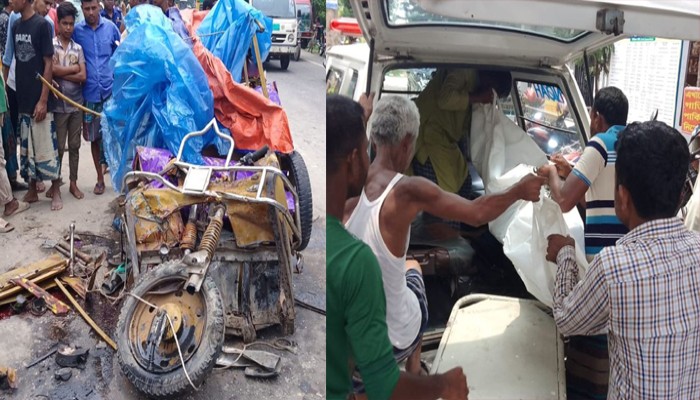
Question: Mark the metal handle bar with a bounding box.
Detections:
[176,119,235,167]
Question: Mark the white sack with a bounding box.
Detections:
[470,95,588,306]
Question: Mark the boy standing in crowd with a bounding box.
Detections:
[51,1,84,199]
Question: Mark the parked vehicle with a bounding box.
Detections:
[348,0,700,397]
[251,0,298,70]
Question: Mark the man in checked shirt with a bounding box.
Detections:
[546,120,700,399]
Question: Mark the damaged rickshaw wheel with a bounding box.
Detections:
[116,261,224,399]
[281,151,313,251]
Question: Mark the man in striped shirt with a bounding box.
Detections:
[538,86,629,399]
[546,121,700,399]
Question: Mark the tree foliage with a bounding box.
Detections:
[311,0,325,21]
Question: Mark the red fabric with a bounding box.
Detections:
[180,9,294,153]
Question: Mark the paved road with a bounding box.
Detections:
[0,50,326,400]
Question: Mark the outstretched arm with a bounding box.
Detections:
[405,174,546,227]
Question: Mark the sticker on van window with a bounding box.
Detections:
[532,84,563,102]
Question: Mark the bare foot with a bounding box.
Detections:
[46,179,64,198]
[51,188,63,211]
[36,181,46,193]
[69,182,84,199]
[22,190,39,203]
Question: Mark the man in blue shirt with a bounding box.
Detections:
[72,0,119,195]
[100,0,122,32]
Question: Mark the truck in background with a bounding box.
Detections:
[249,0,298,70]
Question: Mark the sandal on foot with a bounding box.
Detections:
[0,219,14,233]
[4,201,30,217]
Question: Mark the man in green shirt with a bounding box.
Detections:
[0,72,30,232]
[327,94,468,400]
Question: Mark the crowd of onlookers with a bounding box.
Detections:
[0,0,204,233]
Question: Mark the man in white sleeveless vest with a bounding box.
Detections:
[344,95,546,393]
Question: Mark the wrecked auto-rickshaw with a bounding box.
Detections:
[114,119,312,397]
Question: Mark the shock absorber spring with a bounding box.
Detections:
[180,205,198,253]
[198,205,225,259]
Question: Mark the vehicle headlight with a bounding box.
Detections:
[288,34,294,42]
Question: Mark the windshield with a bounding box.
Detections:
[298,4,311,32]
[385,0,587,42]
[253,0,296,19]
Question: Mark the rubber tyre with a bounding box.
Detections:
[282,151,313,251]
[293,44,301,61]
[280,55,290,70]
[116,261,224,399]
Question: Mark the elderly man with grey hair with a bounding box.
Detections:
[344,95,546,389]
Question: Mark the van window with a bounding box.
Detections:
[384,0,586,41]
[346,69,359,99]
[327,67,344,95]
[515,81,582,160]
[381,68,518,122]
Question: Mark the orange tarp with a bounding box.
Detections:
[181,9,294,153]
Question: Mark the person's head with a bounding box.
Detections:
[57,2,77,39]
[201,0,212,10]
[33,0,48,16]
[591,86,628,134]
[12,0,31,13]
[81,0,100,26]
[614,121,689,227]
[368,95,420,171]
[327,95,369,200]
[103,0,113,11]
[477,70,512,99]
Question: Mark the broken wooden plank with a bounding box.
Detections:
[0,281,57,307]
[0,255,67,290]
[54,279,117,350]
[10,278,70,315]
[59,276,87,300]
[0,266,66,302]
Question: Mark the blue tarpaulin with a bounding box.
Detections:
[102,5,228,193]
[196,0,272,83]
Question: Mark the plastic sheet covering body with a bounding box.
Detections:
[102,5,227,193]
